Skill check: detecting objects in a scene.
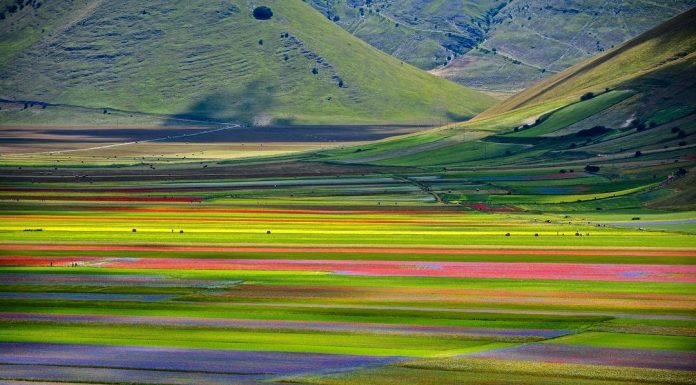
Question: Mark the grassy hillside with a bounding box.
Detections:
[482,7,696,117]
[315,10,695,210]
[0,0,495,126]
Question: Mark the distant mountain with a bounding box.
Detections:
[306,0,694,96]
[0,0,495,126]
[305,0,501,70]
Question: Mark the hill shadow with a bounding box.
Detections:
[164,80,277,125]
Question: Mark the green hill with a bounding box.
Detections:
[482,7,696,117]
[319,9,695,179]
[0,0,495,126]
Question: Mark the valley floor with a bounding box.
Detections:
[0,160,694,384]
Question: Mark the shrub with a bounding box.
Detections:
[580,92,594,101]
[252,6,273,20]
[576,125,608,137]
[333,15,340,22]
[584,164,600,173]
[672,126,681,133]
[338,80,344,87]
[258,39,263,45]
[311,67,318,75]
[679,141,686,146]
[634,150,642,157]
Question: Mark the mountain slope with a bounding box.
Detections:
[435,0,695,95]
[305,0,501,70]
[304,1,693,96]
[313,10,695,211]
[0,0,495,126]
[319,9,695,172]
[480,7,696,118]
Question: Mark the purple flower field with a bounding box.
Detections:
[0,273,235,288]
[468,343,696,371]
[0,312,570,338]
[0,342,402,379]
[0,292,175,302]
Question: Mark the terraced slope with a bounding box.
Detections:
[0,0,495,126]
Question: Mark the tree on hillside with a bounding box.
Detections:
[253,6,273,20]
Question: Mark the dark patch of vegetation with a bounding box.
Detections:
[252,6,273,20]
[584,165,600,173]
[576,125,609,137]
[630,119,650,132]
[634,151,642,157]
[580,92,595,101]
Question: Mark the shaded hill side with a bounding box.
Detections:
[0,0,495,126]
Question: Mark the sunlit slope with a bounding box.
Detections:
[480,7,696,118]
[0,0,495,125]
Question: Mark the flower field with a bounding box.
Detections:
[0,169,694,384]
